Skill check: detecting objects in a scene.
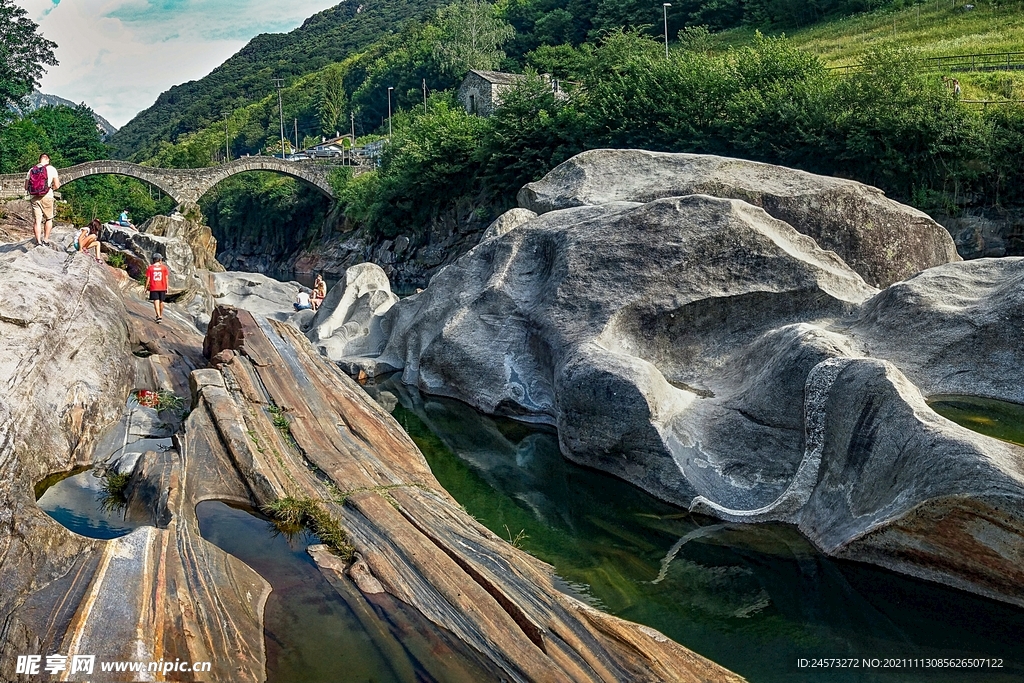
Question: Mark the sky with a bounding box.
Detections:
[17,0,343,128]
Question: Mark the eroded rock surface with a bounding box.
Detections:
[326,151,1024,609]
[519,149,959,288]
[201,306,743,682]
[0,244,267,682]
[307,262,399,362]
[141,202,223,273]
[101,223,198,295]
[0,220,745,681]
[208,270,300,320]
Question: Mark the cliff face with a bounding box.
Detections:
[214,197,494,290]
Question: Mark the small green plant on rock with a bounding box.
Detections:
[99,470,131,513]
[504,525,528,549]
[263,496,354,559]
[107,252,127,269]
[267,405,291,437]
[136,389,186,415]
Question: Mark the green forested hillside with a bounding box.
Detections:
[115,0,919,162]
[109,0,447,160]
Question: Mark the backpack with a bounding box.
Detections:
[28,166,49,195]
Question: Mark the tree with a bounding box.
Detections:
[433,0,516,77]
[0,0,58,113]
[318,64,348,136]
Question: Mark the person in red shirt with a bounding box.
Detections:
[146,253,170,322]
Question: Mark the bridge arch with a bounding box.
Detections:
[0,157,337,205]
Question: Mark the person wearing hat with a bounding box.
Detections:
[145,253,170,322]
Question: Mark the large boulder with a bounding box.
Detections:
[519,149,959,288]
[330,152,1024,608]
[482,208,538,241]
[374,196,875,424]
[140,202,224,272]
[306,262,399,362]
[209,270,301,321]
[100,223,197,295]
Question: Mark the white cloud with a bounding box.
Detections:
[16,0,343,127]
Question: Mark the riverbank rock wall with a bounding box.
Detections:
[320,150,1024,609]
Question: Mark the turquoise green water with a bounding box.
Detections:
[929,395,1024,447]
[382,380,1024,683]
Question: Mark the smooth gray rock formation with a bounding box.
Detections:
[140,202,224,273]
[849,258,1024,406]
[331,161,1024,608]
[210,270,301,321]
[793,358,1024,606]
[518,149,959,288]
[306,262,399,362]
[482,208,538,241]
[101,223,197,294]
[127,405,174,439]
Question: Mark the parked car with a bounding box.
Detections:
[311,147,343,158]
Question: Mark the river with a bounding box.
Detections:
[35,372,1024,682]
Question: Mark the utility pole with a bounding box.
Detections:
[663,3,672,58]
[348,112,356,166]
[272,78,286,159]
[221,110,230,163]
[423,79,428,114]
[294,118,299,155]
[387,87,394,139]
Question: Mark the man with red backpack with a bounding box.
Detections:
[24,154,60,247]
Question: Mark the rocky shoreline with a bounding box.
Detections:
[306,150,1024,611]
[0,203,741,681]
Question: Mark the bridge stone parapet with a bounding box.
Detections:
[0,156,339,205]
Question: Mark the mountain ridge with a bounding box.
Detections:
[110,0,445,160]
[10,91,118,140]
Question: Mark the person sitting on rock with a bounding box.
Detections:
[146,253,170,323]
[294,288,312,311]
[311,274,327,311]
[75,219,102,262]
[117,209,135,229]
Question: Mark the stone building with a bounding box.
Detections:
[457,70,527,117]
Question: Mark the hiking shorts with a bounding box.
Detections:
[31,193,55,222]
[149,290,166,302]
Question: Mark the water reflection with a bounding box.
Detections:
[381,378,1024,683]
[196,501,405,683]
[36,468,145,540]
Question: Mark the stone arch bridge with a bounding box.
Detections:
[0,156,338,205]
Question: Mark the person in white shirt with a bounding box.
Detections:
[24,153,60,246]
[294,289,312,311]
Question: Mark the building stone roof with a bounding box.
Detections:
[466,70,527,86]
